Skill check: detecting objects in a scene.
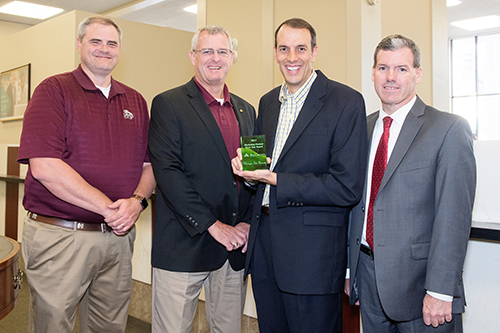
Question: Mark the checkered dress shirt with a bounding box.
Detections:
[262,70,317,206]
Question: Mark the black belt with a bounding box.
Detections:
[360,244,374,260]
[28,212,112,233]
[261,206,270,216]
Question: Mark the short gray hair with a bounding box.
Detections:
[373,34,421,68]
[78,16,122,44]
[191,25,234,51]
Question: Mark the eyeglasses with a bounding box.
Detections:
[194,48,232,57]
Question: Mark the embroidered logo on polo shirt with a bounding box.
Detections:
[123,110,134,120]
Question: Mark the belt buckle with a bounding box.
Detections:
[361,244,374,260]
[100,223,110,233]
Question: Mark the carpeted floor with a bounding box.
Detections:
[0,256,151,333]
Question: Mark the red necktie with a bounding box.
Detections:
[366,116,393,250]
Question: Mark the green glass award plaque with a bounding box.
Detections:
[240,135,267,171]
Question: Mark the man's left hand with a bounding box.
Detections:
[234,222,250,253]
[208,220,248,251]
[105,198,143,235]
[422,294,452,327]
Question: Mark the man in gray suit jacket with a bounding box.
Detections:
[346,35,476,332]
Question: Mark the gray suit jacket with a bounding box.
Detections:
[348,96,476,321]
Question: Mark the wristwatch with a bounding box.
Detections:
[132,194,148,210]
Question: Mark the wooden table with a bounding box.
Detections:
[0,236,22,321]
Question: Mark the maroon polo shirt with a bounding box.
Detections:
[18,65,150,223]
[193,77,240,160]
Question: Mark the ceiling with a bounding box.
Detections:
[0,0,198,32]
[448,0,500,38]
[0,0,498,36]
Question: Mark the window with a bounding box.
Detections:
[451,33,500,140]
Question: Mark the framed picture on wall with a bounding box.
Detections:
[0,64,31,121]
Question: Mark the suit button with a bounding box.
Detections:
[194,222,198,227]
[232,182,237,187]
[256,215,259,219]
[232,212,236,217]
[361,207,365,212]
[356,239,360,245]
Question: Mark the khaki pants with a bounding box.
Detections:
[152,260,247,333]
[22,215,136,333]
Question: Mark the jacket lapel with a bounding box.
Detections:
[359,112,379,205]
[379,96,425,192]
[230,96,249,137]
[275,70,326,164]
[367,112,378,145]
[263,95,281,157]
[186,79,232,169]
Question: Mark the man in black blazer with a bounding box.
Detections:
[346,35,476,332]
[232,18,368,332]
[148,25,256,333]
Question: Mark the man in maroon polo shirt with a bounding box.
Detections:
[148,25,256,332]
[18,16,155,333]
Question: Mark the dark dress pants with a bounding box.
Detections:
[251,213,342,333]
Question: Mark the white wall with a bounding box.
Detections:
[472,141,500,224]
[461,141,500,331]
[463,240,500,331]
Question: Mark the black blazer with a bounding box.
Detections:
[149,78,256,272]
[245,70,368,294]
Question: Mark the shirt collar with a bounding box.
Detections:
[378,95,417,127]
[72,64,125,98]
[194,76,232,107]
[278,70,317,103]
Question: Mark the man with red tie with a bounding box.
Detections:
[346,34,476,332]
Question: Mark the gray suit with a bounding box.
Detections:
[348,96,476,323]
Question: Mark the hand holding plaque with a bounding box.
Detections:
[240,135,267,171]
